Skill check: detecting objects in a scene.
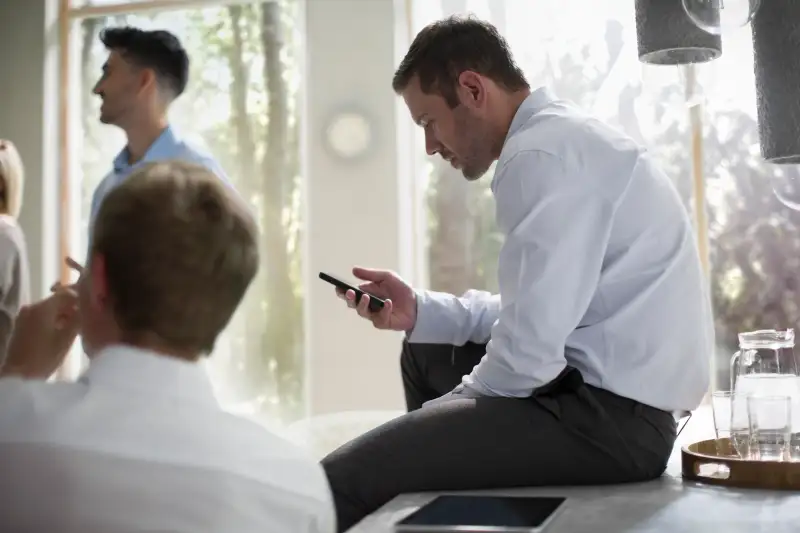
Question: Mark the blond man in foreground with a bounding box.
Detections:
[0,161,334,533]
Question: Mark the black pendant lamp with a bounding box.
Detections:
[751,0,800,164]
[635,0,722,65]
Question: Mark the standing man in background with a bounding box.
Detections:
[51,27,232,372]
[88,26,228,230]
[54,27,230,294]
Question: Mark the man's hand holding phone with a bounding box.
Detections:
[336,267,417,332]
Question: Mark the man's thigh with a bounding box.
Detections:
[400,341,488,407]
[322,387,670,528]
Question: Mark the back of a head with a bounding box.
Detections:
[392,15,529,107]
[0,140,24,219]
[91,161,258,356]
[100,26,190,100]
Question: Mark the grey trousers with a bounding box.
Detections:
[321,340,677,532]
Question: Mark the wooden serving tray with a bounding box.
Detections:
[682,438,800,490]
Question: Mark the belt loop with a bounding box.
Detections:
[451,346,455,366]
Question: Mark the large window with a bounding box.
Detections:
[701,29,800,390]
[414,0,691,297]
[412,0,800,390]
[63,0,306,424]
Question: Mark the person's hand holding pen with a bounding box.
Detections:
[0,257,84,379]
[48,257,85,341]
[50,257,85,293]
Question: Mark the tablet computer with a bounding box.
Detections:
[394,495,567,532]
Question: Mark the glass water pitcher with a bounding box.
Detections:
[730,329,800,458]
[730,329,798,395]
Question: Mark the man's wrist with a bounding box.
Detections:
[406,289,444,343]
[405,291,420,337]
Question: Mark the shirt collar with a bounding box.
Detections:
[505,86,559,143]
[80,344,219,409]
[112,125,180,173]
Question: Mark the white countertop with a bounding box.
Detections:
[348,406,800,532]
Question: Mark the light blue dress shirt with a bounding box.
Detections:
[409,87,713,412]
[89,126,229,231]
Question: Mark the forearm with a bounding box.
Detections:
[0,327,45,379]
[0,311,59,380]
[407,289,501,346]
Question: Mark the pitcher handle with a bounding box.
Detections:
[730,350,741,392]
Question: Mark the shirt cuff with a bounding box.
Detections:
[459,372,496,396]
[405,290,450,344]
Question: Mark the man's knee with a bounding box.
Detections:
[320,456,360,533]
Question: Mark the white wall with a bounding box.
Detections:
[305,0,408,415]
[0,0,60,301]
[0,0,410,415]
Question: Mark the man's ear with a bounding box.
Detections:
[89,253,109,309]
[457,71,486,108]
[137,68,158,96]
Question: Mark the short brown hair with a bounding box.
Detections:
[91,161,258,356]
[392,15,529,108]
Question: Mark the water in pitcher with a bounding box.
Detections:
[735,373,800,400]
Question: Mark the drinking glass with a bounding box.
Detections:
[748,395,792,461]
[712,390,750,457]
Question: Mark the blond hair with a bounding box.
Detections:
[0,140,24,218]
[92,160,258,356]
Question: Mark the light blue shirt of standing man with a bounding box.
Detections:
[89,125,229,231]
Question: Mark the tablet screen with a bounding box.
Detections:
[397,495,566,529]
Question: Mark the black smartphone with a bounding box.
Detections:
[319,272,386,313]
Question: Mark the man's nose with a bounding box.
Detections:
[425,132,440,156]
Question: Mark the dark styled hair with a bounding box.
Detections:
[392,15,529,108]
[100,26,189,99]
